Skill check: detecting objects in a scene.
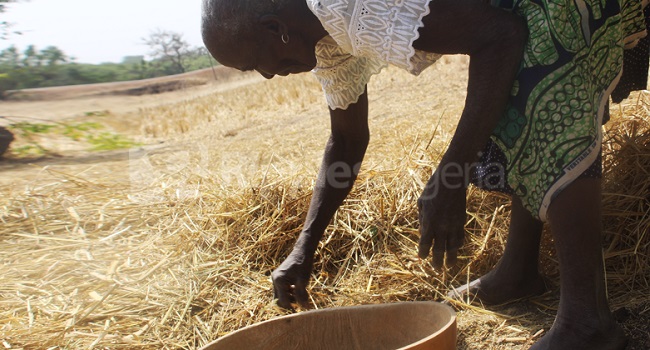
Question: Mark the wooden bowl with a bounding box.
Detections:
[200,301,457,350]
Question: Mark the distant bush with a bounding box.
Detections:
[0,44,218,97]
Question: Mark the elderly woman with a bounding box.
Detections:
[202,0,647,348]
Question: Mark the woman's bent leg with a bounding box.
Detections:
[530,178,626,350]
[449,196,546,305]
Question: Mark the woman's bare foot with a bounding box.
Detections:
[448,195,546,305]
[448,268,548,305]
[530,316,627,350]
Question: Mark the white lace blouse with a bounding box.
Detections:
[307,0,441,110]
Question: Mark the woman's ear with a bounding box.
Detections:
[259,14,288,37]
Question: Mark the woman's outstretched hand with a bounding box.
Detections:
[417,175,467,269]
[271,248,314,310]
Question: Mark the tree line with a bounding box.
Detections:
[0,29,217,98]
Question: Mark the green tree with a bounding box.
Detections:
[185,47,215,72]
[22,44,38,66]
[40,46,67,66]
[0,45,68,93]
[143,29,190,75]
[0,45,19,67]
[122,55,147,80]
[1,0,21,40]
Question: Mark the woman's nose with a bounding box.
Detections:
[256,69,274,79]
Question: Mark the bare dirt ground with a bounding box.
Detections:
[0,67,261,126]
[0,66,261,186]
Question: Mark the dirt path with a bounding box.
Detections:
[0,75,262,127]
[0,69,262,187]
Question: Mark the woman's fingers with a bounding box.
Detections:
[293,280,310,309]
[273,278,294,310]
[419,215,463,268]
[419,209,445,266]
[271,252,314,311]
[273,276,310,310]
[445,227,463,266]
[432,243,446,269]
[418,234,433,259]
[445,247,458,266]
[418,213,433,258]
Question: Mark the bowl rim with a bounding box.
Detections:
[395,301,457,349]
[200,301,457,350]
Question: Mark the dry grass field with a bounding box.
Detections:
[0,57,648,349]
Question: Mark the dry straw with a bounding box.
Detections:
[1,83,648,348]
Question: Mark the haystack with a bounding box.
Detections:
[0,70,648,349]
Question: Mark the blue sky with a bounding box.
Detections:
[2,0,205,64]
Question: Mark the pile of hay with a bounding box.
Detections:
[1,84,648,349]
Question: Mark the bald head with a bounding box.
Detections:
[201,0,291,53]
[201,0,327,76]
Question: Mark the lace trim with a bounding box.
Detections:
[312,36,387,110]
[308,0,440,74]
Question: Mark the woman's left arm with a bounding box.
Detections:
[413,0,528,267]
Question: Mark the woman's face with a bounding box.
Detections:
[205,29,318,79]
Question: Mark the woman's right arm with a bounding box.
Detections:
[272,88,370,310]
